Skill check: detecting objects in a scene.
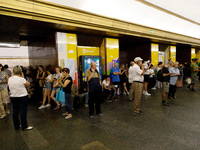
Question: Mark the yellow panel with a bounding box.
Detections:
[151,43,158,66]
[66,34,77,61]
[196,50,200,62]
[66,33,77,45]
[106,38,119,63]
[170,46,176,62]
[78,46,99,56]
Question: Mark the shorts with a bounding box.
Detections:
[144,75,150,82]
[112,82,120,88]
[191,74,198,84]
[52,87,59,91]
[44,82,52,90]
[162,82,169,93]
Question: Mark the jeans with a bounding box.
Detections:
[82,92,89,104]
[65,93,71,114]
[11,96,28,130]
[89,90,101,115]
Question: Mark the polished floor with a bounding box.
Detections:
[1,86,200,150]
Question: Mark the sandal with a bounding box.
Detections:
[53,105,60,110]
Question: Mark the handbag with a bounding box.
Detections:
[53,80,60,88]
[39,80,45,87]
[176,78,183,88]
[56,86,65,104]
[185,78,191,85]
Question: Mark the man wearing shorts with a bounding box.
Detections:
[187,58,199,91]
[162,62,173,106]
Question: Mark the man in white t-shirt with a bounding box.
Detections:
[132,57,144,114]
[128,61,135,101]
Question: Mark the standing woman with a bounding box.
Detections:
[143,61,151,96]
[59,68,73,120]
[0,64,9,119]
[168,62,181,99]
[156,62,163,88]
[36,65,45,103]
[119,64,129,95]
[51,67,62,110]
[38,69,53,109]
[8,66,33,131]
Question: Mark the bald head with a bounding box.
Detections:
[91,62,96,70]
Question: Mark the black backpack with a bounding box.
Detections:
[157,69,164,82]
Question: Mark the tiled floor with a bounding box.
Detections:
[1,86,200,150]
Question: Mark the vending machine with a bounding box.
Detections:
[79,56,102,90]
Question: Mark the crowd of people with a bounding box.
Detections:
[0,56,200,131]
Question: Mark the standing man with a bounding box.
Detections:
[187,58,199,91]
[162,62,173,106]
[132,57,144,114]
[86,62,103,118]
[111,62,123,98]
[128,61,135,101]
[4,65,12,78]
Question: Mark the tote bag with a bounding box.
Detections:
[176,78,183,88]
[56,86,65,104]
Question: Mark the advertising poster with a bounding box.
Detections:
[56,32,78,86]
[170,46,176,62]
[151,43,159,66]
[106,38,119,75]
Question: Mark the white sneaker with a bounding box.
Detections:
[38,105,46,109]
[145,92,151,96]
[65,115,72,120]
[123,92,126,95]
[143,90,146,95]
[127,92,129,95]
[45,104,51,107]
[151,87,156,90]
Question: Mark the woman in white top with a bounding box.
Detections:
[38,69,53,109]
[50,67,62,110]
[8,66,33,131]
[102,76,115,102]
[143,61,151,96]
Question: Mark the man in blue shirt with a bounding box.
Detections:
[111,62,121,98]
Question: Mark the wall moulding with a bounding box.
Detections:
[1,0,200,46]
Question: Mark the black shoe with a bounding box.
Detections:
[187,85,191,89]
[162,102,170,106]
[191,88,195,91]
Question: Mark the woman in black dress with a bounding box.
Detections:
[36,65,45,103]
[120,64,129,95]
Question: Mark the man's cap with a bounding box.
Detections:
[192,58,198,61]
[134,57,143,62]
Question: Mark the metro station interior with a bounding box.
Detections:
[1,0,200,150]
